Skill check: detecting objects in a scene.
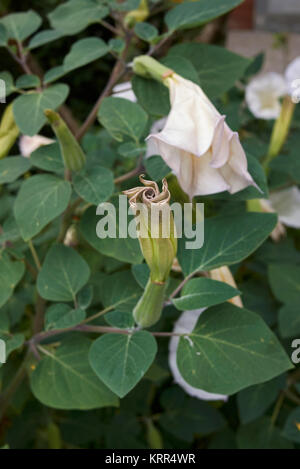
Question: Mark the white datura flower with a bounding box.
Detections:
[147,74,257,199]
[112,81,137,102]
[245,72,287,120]
[263,186,300,229]
[19,134,54,157]
[169,308,228,402]
[285,56,300,101]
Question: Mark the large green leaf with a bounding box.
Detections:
[73,165,114,205]
[0,251,25,308]
[14,174,71,241]
[44,38,109,84]
[237,417,293,449]
[278,304,300,338]
[178,213,277,276]
[237,375,285,424]
[37,245,90,302]
[0,10,42,42]
[176,303,293,395]
[79,205,143,265]
[268,264,300,305]
[168,43,250,98]
[101,271,142,313]
[0,156,31,184]
[159,387,225,442]
[165,0,244,31]
[173,278,240,311]
[13,84,69,136]
[30,335,118,410]
[89,331,157,397]
[30,143,64,173]
[48,0,108,35]
[98,97,148,143]
[45,304,86,331]
[28,29,65,50]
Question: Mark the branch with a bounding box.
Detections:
[75,33,133,141]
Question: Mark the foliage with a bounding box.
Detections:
[0,0,299,450]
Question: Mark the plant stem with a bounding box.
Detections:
[28,240,41,271]
[271,391,285,426]
[169,272,195,300]
[75,33,132,141]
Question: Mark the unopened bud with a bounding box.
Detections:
[0,104,20,159]
[44,109,86,172]
[124,175,177,327]
[124,0,149,28]
[133,55,173,84]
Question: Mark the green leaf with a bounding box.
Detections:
[279,304,300,338]
[176,303,293,395]
[30,335,118,410]
[98,97,148,143]
[159,387,225,442]
[178,213,277,277]
[73,165,114,205]
[283,408,300,443]
[165,0,244,31]
[132,76,169,117]
[13,84,69,136]
[109,38,125,54]
[48,0,108,35]
[45,304,86,331]
[101,271,142,313]
[15,74,40,89]
[30,142,64,173]
[28,29,64,50]
[268,264,300,305]
[173,278,240,311]
[0,251,25,308]
[105,310,135,329]
[237,417,293,449]
[0,24,7,46]
[44,38,109,84]
[237,375,285,424]
[131,263,149,289]
[37,245,90,302]
[0,312,24,365]
[168,43,250,97]
[89,331,157,398]
[0,156,31,184]
[118,142,146,158]
[134,22,158,42]
[0,10,42,42]
[14,174,71,241]
[79,205,143,265]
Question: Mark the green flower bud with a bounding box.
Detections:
[44,109,86,172]
[133,55,174,84]
[0,104,20,159]
[124,175,177,328]
[124,0,149,28]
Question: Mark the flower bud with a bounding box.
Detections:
[124,0,150,28]
[44,109,86,172]
[124,175,177,327]
[0,103,20,159]
[133,55,173,84]
[209,266,243,308]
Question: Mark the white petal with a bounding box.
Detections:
[112,81,137,102]
[219,133,258,194]
[168,309,228,402]
[145,118,167,158]
[19,135,54,158]
[269,186,300,228]
[245,73,287,120]
[285,57,300,96]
